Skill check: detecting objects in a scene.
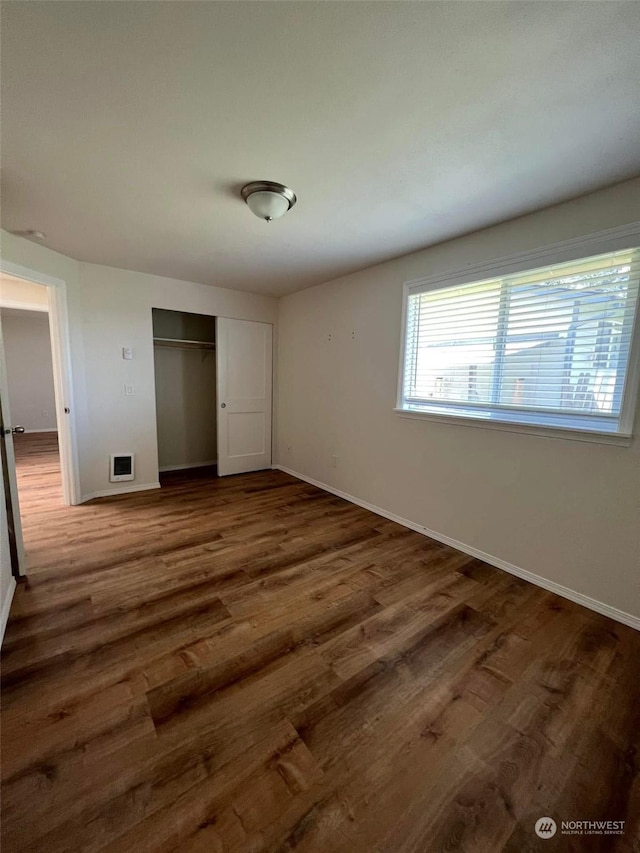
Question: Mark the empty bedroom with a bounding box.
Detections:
[0,2,639,851]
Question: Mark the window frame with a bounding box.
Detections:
[395,224,640,446]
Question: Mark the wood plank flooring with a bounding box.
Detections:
[12,430,62,515]
[2,433,639,852]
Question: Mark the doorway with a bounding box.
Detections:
[1,299,62,505]
[0,267,80,591]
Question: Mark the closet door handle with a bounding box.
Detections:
[220,403,226,408]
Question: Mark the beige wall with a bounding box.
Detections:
[275,178,640,621]
[1,311,57,431]
[0,231,277,499]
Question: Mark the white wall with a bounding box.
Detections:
[77,263,276,497]
[276,178,640,622]
[1,311,57,431]
[0,232,277,499]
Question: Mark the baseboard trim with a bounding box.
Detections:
[159,461,217,472]
[1,577,16,647]
[81,482,161,502]
[274,464,640,631]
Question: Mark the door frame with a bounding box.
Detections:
[0,260,81,506]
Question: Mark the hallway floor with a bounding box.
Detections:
[13,430,62,518]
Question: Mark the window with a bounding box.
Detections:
[399,247,640,438]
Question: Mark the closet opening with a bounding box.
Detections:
[153,308,218,479]
[152,309,273,481]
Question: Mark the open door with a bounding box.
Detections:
[216,318,272,476]
[0,313,26,609]
[0,442,16,643]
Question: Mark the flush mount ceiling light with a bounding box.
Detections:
[241,181,297,222]
[11,229,46,241]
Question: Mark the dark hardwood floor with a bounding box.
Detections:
[2,433,639,852]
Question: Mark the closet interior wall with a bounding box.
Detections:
[152,309,217,472]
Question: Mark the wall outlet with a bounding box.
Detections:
[124,383,135,396]
[331,454,338,468]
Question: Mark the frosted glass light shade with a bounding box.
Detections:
[241,181,297,222]
[245,191,290,221]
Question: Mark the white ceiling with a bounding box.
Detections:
[2,2,639,297]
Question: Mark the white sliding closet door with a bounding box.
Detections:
[216,318,272,476]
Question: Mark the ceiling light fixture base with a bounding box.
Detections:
[11,230,47,241]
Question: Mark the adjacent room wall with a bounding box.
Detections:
[275,178,640,623]
[0,231,277,500]
[1,311,57,431]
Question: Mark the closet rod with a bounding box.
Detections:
[153,337,216,351]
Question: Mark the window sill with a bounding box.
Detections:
[393,407,632,446]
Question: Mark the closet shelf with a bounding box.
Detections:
[153,337,216,351]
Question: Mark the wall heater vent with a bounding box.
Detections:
[110,453,135,482]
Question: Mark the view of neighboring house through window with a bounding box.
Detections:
[400,247,640,435]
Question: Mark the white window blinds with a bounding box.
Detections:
[401,248,640,435]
